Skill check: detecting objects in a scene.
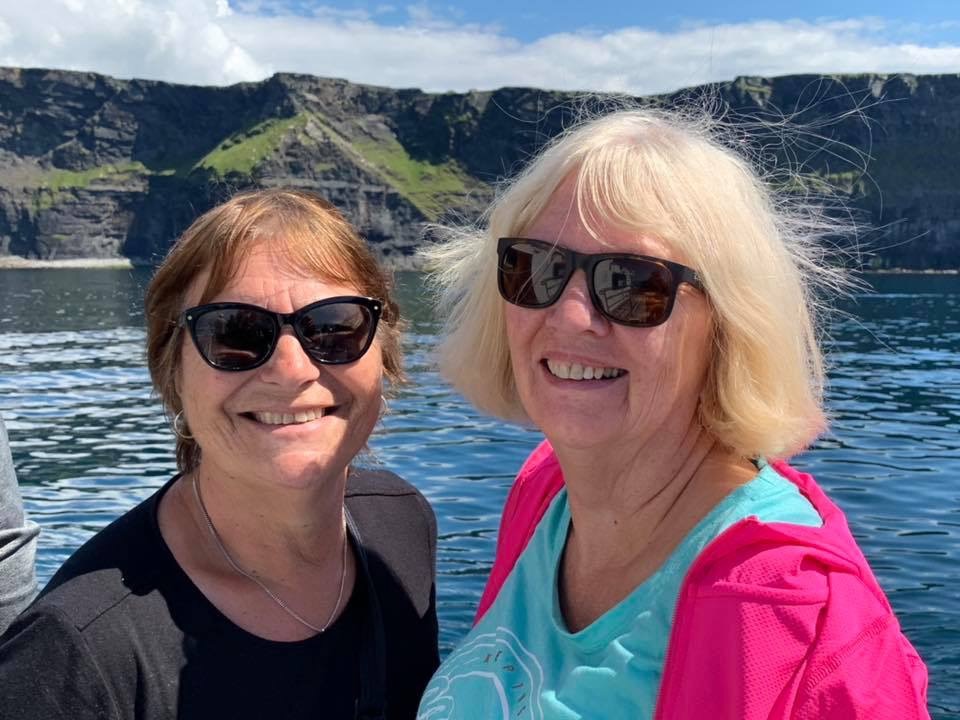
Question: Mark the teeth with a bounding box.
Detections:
[252,408,324,425]
[545,360,624,381]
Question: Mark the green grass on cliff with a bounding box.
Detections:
[40,162,147,192]
[793,169,867,196]
[34,162,148,209]
[352,135,469,220]
[29,111,472,223]
[194,114,308,176]
[821,170,866,194]
[305,113,471,221]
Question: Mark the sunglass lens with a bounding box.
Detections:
[594,257,675,326]
[500,241,568,307]
[193,308,276,370]
[298,303,374,363]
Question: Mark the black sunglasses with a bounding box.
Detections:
[180,296,382,371]
[497,237,704,328]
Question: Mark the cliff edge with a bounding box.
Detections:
[1,69,957,268]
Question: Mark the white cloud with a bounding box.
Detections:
[0,0,269,85]
[0,1,958,92]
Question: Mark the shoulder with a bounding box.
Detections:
[0,602,122,719]
[346,466,435,538]
[660,528,929,718]
[693,462,882,597]
[678,469,905,673]
[688,505,886,613]
[667,513,929,717]
[35,486,168,631]
[345,467,436,617]
[346,465,431,503]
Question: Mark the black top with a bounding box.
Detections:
[0,468,439,720]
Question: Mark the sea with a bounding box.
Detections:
[0,268,957,717]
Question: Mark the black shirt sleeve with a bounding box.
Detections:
[0,606,120,720]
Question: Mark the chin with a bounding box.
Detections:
[545,430,613,453]
[262,452,350,490]
[532,415,613,451]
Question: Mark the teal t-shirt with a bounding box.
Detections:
[417,463,821,720]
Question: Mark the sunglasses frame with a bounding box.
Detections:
[497,237,704,328]
[180,295,383,372]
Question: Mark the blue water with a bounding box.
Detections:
[0,269,958,717]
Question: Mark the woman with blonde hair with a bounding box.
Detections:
[0,189,439,719]
[417,108,929,719]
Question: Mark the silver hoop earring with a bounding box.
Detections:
[173,411,193,439]
[379,394,390,418]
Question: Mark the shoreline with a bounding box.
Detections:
[0,256,140,269]
[0,255,956,274]
[0,255,429,271]
[871,269,959,275]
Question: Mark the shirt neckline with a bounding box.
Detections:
[145,474,361,650]
[546,465,778,651]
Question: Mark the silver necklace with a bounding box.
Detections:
[191,475,348,634]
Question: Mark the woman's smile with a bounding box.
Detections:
[543,358,627,381]
[243,407,336,426]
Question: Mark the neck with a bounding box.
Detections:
[189,463,349,579]
[554,418,751,569]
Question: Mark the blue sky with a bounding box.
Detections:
[1,0,958,93]
[266,0,960,42]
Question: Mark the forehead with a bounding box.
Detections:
[525,177,680,263]
[183,243,359,308]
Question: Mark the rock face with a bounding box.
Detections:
[0,68,958,268]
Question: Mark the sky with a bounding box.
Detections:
[0,0,958,95]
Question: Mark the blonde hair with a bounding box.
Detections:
[425,107,849,459]
[145,188,403,472]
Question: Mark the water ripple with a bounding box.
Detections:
[0,269,957,716]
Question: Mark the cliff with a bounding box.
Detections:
[1,68,958,269]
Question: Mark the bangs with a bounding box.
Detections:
[194,200,376,306]
[268,218,371,292]
[573,140,687,253]
[506,118,721,269]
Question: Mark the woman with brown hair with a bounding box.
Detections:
[0,189,439,719]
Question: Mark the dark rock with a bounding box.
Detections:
[0,67,958,268]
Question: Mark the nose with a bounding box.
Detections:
[544,270,610,335]
[258,327,321,386]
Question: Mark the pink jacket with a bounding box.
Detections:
[476,440,930,719]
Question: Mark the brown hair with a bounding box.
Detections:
[145,188,403,472]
